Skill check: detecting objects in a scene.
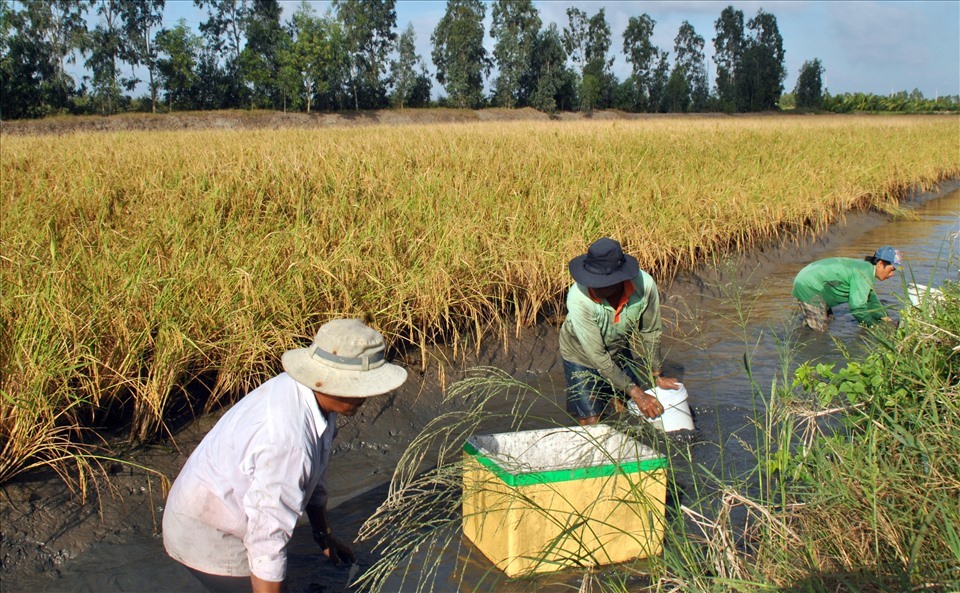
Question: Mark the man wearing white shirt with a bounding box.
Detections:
[162,319,408,593]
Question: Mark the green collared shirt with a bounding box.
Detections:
[559,271,663,392]
[791,258,885,326]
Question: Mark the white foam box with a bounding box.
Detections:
[462,424,667,576]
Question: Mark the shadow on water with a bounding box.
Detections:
[6,184,958,592]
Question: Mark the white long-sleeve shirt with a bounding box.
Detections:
[162,372,336,582]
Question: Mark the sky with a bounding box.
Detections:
[156,0,960,99]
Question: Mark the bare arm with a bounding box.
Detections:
[306,503,356,566]
[251,573,282,593]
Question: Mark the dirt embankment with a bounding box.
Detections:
[0,107,734,136]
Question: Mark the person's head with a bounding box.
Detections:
[866,246,901,282]
[281,319,408,415]
[568,237,639,290]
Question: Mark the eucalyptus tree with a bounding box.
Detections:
[0,1,89,117]
[240,0,285,109]
[712,5,744,110]
[622,13,662,112]
[192,44,231,109]
[119,0,164,112]
[649,50,670,112]
[193,0,248,108]
[794,58,824,109]
[527,22,575,114]
[431,0,490,109]
[194,0,246,64]
[275,22,300,112]
[34,0,89,111]
[738,8,785,111]
[0,3,50,118]
[390,22,430,109]
[155,18,201,110]
[86,0,125,114]
[333,0,397,110]
[612,77,638,111]
[561,7,586,75]
[662,64,689,112]
[285,1,349,113]
[0,3,12,117]
[674,20,708,111]
[317,20,352,110]
[284,1,320,112]
[490,0,541,108]
[562,7,613,112]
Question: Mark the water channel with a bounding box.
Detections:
[3,183,957,593]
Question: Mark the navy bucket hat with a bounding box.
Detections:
[568,237,640,288]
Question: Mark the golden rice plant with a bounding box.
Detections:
[1,115,958,485]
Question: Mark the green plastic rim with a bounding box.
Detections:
[463,441,668,487]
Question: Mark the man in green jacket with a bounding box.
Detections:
[560,237,680,426]
[792,246,901,332]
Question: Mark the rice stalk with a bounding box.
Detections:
[2,116,957,487]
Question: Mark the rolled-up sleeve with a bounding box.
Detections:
[242,446,310,583]
[849,280,884,326]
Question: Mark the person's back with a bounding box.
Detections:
[792,247,900,331]
[163,372,335,586]
[792,257,876,309]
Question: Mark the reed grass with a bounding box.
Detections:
[777,280,960,589]
[1,115,958,486]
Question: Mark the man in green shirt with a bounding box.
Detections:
[792,246,901,332]
[560,237,680,426]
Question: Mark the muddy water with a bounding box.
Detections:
[4,185,957,593]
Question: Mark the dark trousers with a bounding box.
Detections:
[186,567,255,593]
[563,357,647,420]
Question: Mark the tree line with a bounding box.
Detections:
[1,1,955,121]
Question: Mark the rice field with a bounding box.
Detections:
[1,115,958,485]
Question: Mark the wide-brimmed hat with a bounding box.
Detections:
[282,319,407,398]
[874,246,902,269]
[568,237,640,288]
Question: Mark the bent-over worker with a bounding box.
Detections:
[560,237,680,426]
[792,246,901,332]
[162,319,407,593]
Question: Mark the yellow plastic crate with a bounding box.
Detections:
[462,424,667,577]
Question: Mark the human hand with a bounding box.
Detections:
[655,375,681,390]
[315,530,356,566]
[326,535,356,566]
[630,386,663,419]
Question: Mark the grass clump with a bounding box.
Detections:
[774,282,960,589]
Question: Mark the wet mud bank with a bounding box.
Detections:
[2,180,957,592]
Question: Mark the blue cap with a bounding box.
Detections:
[874,246,902,268]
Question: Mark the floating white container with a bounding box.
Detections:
[627,383,695,432]
[906,283,944,307]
